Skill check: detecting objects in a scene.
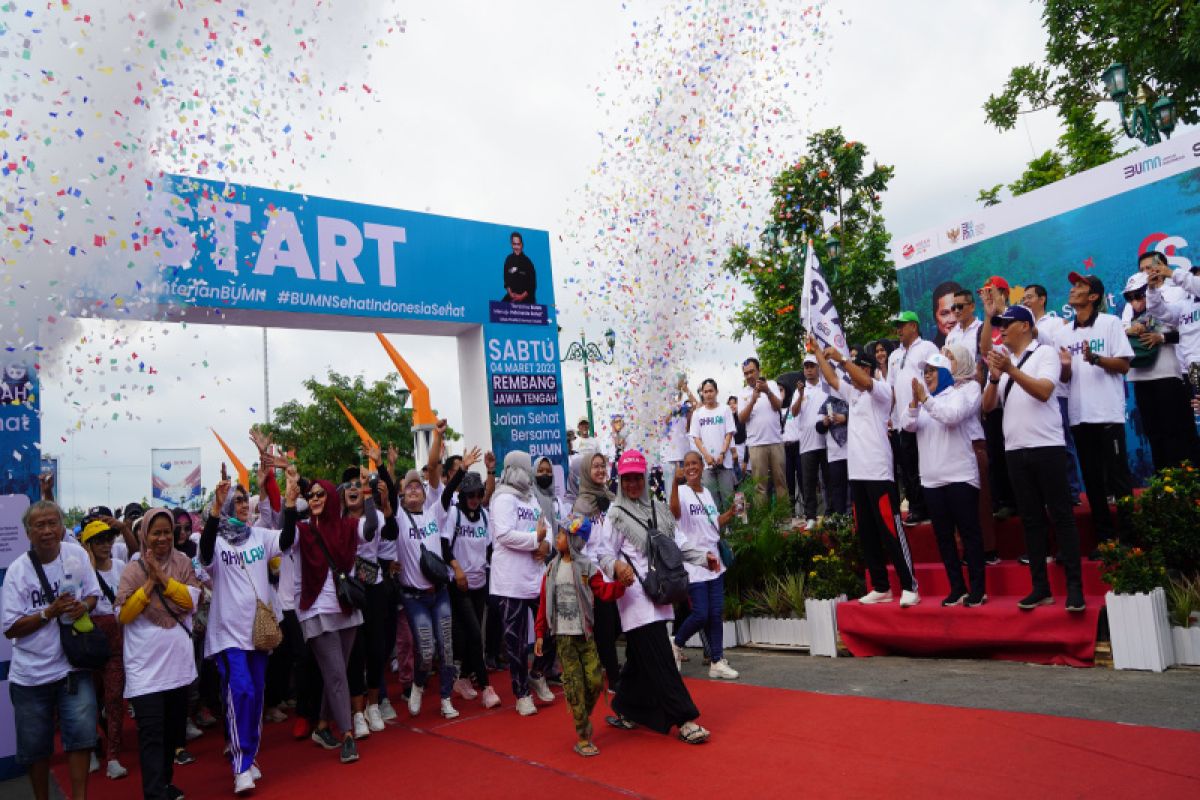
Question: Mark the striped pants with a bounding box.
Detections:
[495,595,556,699]
[215,648,269,776]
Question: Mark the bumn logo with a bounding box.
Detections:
[1124,156,1161,180]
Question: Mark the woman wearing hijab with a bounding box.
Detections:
[490,450,557,716]
[199,471,297,794]
[596,450,720,744]
[570,449,622,691]
[116,507,203,800]
[280,466,365,765]
[533,456,564,531]
[901,345,985,607]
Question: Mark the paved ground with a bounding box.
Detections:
[680,646,1200,732]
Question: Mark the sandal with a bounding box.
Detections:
[678,722,710,745]
[573,741,600,757]
[605,715,636,731]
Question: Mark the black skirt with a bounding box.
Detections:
[612,620,699,733]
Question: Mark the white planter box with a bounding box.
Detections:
[1107,588,1175,672]
[735,619,751,646]
[743,616,809,647]
[1171,625,1200,666]
[806,595,845,658]
[676,621,740,650]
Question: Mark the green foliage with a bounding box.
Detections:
[977,184,1004,208]
[803,513,865,600]
[723,127,897,374]
[262,371,431,481]
[1007,150,1068,197]
[1118,463,1200,574]
[1097,541,1167,594]
[1166,574,1200,629]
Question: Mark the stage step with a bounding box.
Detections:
[899,500,1104,564]
[836,594,1104,667]
[876,560,1108,599]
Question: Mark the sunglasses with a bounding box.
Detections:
[306,489,327,500]
[1124,290,1146,301]
[951,303,973,311]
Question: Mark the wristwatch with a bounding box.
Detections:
[988,377,1000,385]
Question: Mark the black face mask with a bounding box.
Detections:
[596,496,611,513]
[535,475,553,490]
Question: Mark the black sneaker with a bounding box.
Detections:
[984,552,1001,566]
[993,506,1015,521]
[340,735,359,764]
[311,728,339,750]
[1017,590,1054,610]
[1065,589,1086,612]
[166,786,185,800]
[173,749,195,766]
[902,515,928,527]
[965,592,987,607]
[1018,553,1030,565]
[942,591,967,607]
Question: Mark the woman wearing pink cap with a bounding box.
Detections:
[595,449,720,744]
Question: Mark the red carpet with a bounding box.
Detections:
[54,677,1200,798]
[903,498,1101,563]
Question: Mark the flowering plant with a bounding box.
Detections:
[1117,463,1200,574]
[1096,541,1166,595]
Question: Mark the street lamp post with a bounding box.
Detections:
[1101,63,1178,146]
[560,328,616,435]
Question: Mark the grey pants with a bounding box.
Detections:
[702,466,736,510]
[309,626,356,734]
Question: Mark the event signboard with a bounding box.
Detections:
[894,129,1200,480]
[151,448,203,507]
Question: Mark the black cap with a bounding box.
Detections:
[123,502,145,521]
[341,466,360,484]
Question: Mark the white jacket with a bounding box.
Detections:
[902,381,981,489]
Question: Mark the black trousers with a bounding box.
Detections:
[592,596,622,690]
[849,480,916,592]
[612,621,699,734]
[1071,422,1133,542]
[131,686,189,800]
[983,409,1015,509]
[1134,377,1200,470]
[800,449,828,520]
[924,482,985,596]
[1006,446,1082,594]
[896,430,927,519]
[450,584,490,687]
[783,441,803,506]
[825,458,849,515]
[280,609,322,722]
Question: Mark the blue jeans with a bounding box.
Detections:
[10,672,97,764]
[403,587,456,699]
[673,575,725,661]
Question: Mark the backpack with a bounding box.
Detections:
[621,502,689,606]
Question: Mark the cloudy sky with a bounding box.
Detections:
[28,0,1102,509]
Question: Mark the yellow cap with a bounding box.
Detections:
[80,520,115,544]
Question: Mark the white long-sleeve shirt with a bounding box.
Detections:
[902,381,981,489]
[1148,282,1200,371]
[487,492,545,600]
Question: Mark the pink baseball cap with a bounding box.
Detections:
[616,449,648,476]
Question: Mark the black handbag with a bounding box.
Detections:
[406,509,450,587]
[29,550,111,670]
[311,528,368,610]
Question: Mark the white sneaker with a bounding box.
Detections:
[440,698,460,719]
[250,762,261,781]
[106,759,128,779]
[453,677,478,700]
[480,686,501,709]
[806,519,818,530]
[671,641,684,671]
[859,590,894,604]
[352,711,370,739]
[365,704,385,732]
[378,697,398,722]
[185,719,203,741]
[515,695,538,716]
[529,675,555,703]
[234,770,256,794]
[899,590,921,608]
[407,685,424,717]
[708,659,739,680]
[89,753,100,773]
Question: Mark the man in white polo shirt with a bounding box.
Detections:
[887,311,939,526]
[1055,271,1133,551]
[944,288,982,363]
[737,357,788,504]
[814,338,919,608]
[983,305,1084,611]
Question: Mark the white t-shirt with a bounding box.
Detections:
[737,380,784,446]
[1034,314,1069,399]
[817,394,848,463]
[996,341,1064,451]
[674,486,725,583]
[1,542,102,685]
[945,318,982,362]
[93,559,125,618]
[794,381,829,454]
[488,492,545,600]
[661,402,694,463]
[1148,286,1200,370]
[355,510,384,586]
[203,526,287,657]
[121,583,201,699]
[1054,313,1134,426]
[901,382,980,489]
[688,405,736,468]
[445,506,492,591]
[277,546,300,613]
[112,538,129,565]
[888,337,939,427]
[395,490,450,592]
[834,377,895,482]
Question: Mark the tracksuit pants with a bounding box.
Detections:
[850,480,916,593]
[215,648,269,775]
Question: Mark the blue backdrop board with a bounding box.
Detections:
[892,130,1200,481]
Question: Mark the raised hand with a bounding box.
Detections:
[214,472,232,514]
[386,443,399,468]
[249,427,272,455]
[366,443,382,466]
[484,451,496,473]
[461,447,483,470]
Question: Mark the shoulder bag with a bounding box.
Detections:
[235,556,283,652]
[310,526,368,610]
[405,509,450,588]
[29,551,111,670]
[687,487,735,568]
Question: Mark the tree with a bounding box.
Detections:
[261,371,433,480]
[723,128,896,374]
[979,0,1197,203]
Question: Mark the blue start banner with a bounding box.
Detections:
[894,129,1200,481]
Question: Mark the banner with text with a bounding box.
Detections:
[152,448,203,507]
